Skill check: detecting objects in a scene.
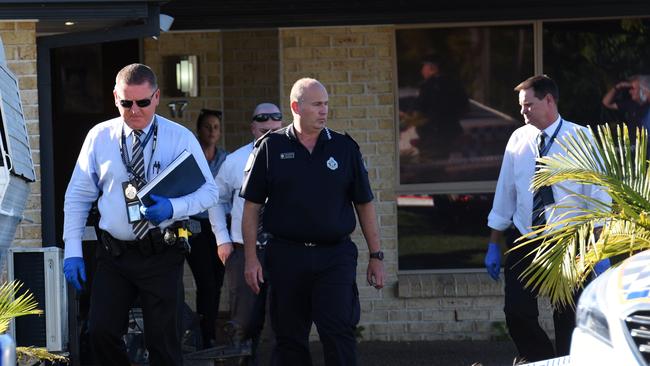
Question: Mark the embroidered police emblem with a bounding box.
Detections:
[327,157,338,170]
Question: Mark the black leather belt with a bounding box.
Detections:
[99,229,163,257]
[269,234,350,247]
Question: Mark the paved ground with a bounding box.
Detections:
[254,340,518,366]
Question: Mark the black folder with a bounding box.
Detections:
[137,150,206,207]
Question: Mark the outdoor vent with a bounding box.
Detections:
[7,247,68,352]
[625,311,650,365]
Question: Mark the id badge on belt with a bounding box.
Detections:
[122,181,142,223]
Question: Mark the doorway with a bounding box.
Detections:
[50,40,139,243]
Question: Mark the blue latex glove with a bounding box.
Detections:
[63,257,86,291]
[485,242,501,281]
[142,194,173,225]
[594,258,611,276]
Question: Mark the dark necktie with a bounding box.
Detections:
[131,130,149,239]
[532,132,548,228]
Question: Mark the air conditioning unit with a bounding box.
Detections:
[7,246,68,352]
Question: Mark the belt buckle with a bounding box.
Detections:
[304,242,316,247]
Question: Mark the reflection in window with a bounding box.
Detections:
[543,18,650,130]
[398,193,493,270]
[396,25,534,185]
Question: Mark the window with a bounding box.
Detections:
[398,193,493,270]
[396,24,534,186]
[396,18,650,271]
[396,23,534,270]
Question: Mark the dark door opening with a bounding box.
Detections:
[51,39,139,244]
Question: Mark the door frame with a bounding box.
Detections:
[37,4,161,246]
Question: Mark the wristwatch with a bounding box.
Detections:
[369,250,384,261]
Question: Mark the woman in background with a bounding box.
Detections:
[187,109,228,349]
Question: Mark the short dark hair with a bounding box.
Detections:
[197,109,222,130]
[115,63,158,90]
[514,75,559,103]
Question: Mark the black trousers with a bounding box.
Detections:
[504,228,577,362]
[186,218,226,345]
[266,238,360,366]
[88,239,185,366]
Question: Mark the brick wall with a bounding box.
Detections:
[2,21,40,248]
[143,31,222,134]
[222,30,280,151]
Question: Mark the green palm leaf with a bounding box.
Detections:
[0,281,42,333]
[511,123,650,307]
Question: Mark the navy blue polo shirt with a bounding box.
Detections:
[240,125,374,243]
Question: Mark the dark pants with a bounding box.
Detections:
[226,244,270,366]
[266,238,360,366]
[504,228,577,362]
[186,218,226,345]
[88,237,185,366]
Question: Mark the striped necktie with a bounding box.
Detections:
[131,130,150,239]
[532,132,548,228]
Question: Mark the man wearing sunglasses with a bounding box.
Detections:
[209,103,283,365]
[241,78,386,366]
[62,63,218,366]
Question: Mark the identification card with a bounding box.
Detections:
[122,181,142,224]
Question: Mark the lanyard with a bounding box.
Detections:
[539,119,563,157]
[120,117,158,186]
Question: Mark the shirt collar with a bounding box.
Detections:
[285,124,332,142]
[123,115,155,137]
[540,115,562,136]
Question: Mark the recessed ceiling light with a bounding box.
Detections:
[64,21,75,26]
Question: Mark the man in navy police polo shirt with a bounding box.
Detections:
[240,78,386,366]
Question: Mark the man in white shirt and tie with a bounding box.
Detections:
[63,63,218,366]
[485,75,611,363]
[209,103,283,365]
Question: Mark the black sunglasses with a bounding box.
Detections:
[119,89,158,109]
[252,112,282,122]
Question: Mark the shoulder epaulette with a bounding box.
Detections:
[344,132,360,149]
[254,129,275,148]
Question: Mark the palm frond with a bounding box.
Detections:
[0,281,42,334]
[513,123,650,306]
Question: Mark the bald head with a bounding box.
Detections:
[290,78,326,105]
[289,78,329,134]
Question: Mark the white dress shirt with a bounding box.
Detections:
[208,142,253,245]
[488,116,611,235]
[63,115,219,259]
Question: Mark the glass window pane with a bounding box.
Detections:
[398,193,493,270]
[543,18,650,130]
[396,25,534,186]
